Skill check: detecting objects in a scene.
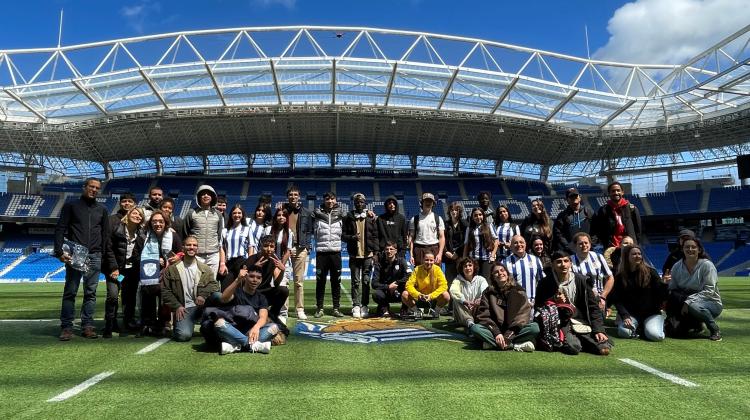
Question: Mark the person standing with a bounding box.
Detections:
[477,191,494,227]
[463,207,498,280]
[343,193,379,318]
[55,178,111,341]
[520,199,552,253]
[444,201,468,284]
[376,196,408,257]
[182,185,227,278]
[142,186,164,221]
[571,232,614,312]
[501,235,545,304]
[408,192,445,266]
[593,181,642,249]
[553,188,594,253]
[313,192,345,318]
[282,186,314,320]
[494,204,519,258]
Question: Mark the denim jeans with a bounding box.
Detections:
[349,257,372,307]
[687,300,723,332]
[215,321,279,347]
[173,306,203,342]
[617,313,665,341]
[60,253,101,329]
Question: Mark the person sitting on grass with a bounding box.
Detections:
[609,245,667,341]
[664,238,723,341]
[242,235,290,325]
[161,236,220,342]
[536,250,612,356]
[449,257,488,331]
[470,264,539,352]
[401,252,450,318]
[212,265,281,355]
[371,241,411,317]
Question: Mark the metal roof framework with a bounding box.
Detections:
[0,25,748,178]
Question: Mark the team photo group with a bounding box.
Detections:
[54,177,724,356]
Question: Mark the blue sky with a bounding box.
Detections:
[2,0,747,65]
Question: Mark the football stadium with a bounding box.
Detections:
[1,20,749,418]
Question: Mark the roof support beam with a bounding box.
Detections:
[138,69,169,110]
[331,59,337,104]
[598,99,636,128]
[383,62,398,106]
[269,59,282,105]
[437,68,460,109]
[3,89,46,122]
[71,80,109,115]
[544,89,578,122]
[490,76,518,114]
[204,63,227,107]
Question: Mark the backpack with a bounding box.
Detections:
[536,302,563,351]
[413,212,440,238]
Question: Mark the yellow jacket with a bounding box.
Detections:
[406,265,448,300]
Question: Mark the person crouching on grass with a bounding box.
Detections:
[401,252,450,318]
[212,265,281,355]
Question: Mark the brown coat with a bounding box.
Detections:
[474,284,532,338]
[161,260,219,310]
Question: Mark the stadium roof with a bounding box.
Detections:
[0,25,749,177]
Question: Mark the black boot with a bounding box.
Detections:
[103,319,113,339]
[111,318,121,333]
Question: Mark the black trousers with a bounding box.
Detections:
[120,266,140,328]
[372,287,403,309]
[261,286,290,319]
[316,251,342,309]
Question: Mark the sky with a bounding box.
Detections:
[1,0,748,66]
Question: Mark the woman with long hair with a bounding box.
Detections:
[609,245,667,341]
[665,238,723,341]
[224,204,254,286]
[530,236,551,271]
[494,204,519,258]
[248,203,271,256]
[270,208,292,264]
[444,201,468,284]
[133,209,182,337]
[520,199,552,253]
[104,206,145,337]
[463,207,498,280]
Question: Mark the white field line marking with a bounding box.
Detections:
[0,319,57,322]
[339,283,355,306]
[432,337,466,343]
[619,358,699,388]
[135,338,170,355]
[47,371,115,402]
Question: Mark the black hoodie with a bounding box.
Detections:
[376,196,408,252]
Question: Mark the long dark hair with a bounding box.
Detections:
[226,204,248,229]
[617,245,652,289]
[494,204,513,228]
[271,208,290,256]
[528,199,552,240]
[467,207,494,251]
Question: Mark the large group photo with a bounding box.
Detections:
[0,1,749,418]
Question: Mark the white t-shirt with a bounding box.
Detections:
[409,211,445,246]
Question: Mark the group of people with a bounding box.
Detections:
[54,178,724,356]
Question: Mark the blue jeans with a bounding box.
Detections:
[617,313,665,341]
[173,306,203,342]
[215,321,279,347]
[687,300,722,332]
[60,253,101,329]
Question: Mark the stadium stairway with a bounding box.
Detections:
[699,188,711,213]
[0,255,26,277]
[458,180,468,200]
[501,180,513,200]
[639,195,654,217]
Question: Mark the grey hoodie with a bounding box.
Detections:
[182,184,223,254]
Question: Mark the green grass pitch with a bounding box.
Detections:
[0,278,748,419]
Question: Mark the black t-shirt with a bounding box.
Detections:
[232,286,269,311]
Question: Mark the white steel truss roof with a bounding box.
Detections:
[0,25,749,170]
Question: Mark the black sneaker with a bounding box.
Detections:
[709,329,722,341]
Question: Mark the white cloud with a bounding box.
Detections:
[120,2,162,34]
[594,0,750,65]
[254,0,297,9]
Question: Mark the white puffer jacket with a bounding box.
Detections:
[314,205,343,252]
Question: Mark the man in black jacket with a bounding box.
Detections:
[108,192,136,232]
[536,250,612,356]
[54,178,111,341]
[371,241,411,317]
[553,188,594,253]
[343,193,379,319]
[376,196,408,257]
[282,185,314,320]
[592,182,642,249]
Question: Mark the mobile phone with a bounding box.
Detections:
[117,274,125,282]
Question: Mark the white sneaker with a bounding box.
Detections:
[352,306,362,319]
[360,306,369,318]
[513,341,535,352]
[278,315,288,325]
[296,309,308,320]
[250,341,271,354]
[220,342,241,355]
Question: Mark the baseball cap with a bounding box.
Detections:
[421,192,435,201]
[678,229,696,239]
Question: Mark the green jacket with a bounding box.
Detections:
[161,260,219,310]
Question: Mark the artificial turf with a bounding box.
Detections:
[0,278,748,419]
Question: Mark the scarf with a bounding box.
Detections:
[139,229,173,286]
[607,198,629,247]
